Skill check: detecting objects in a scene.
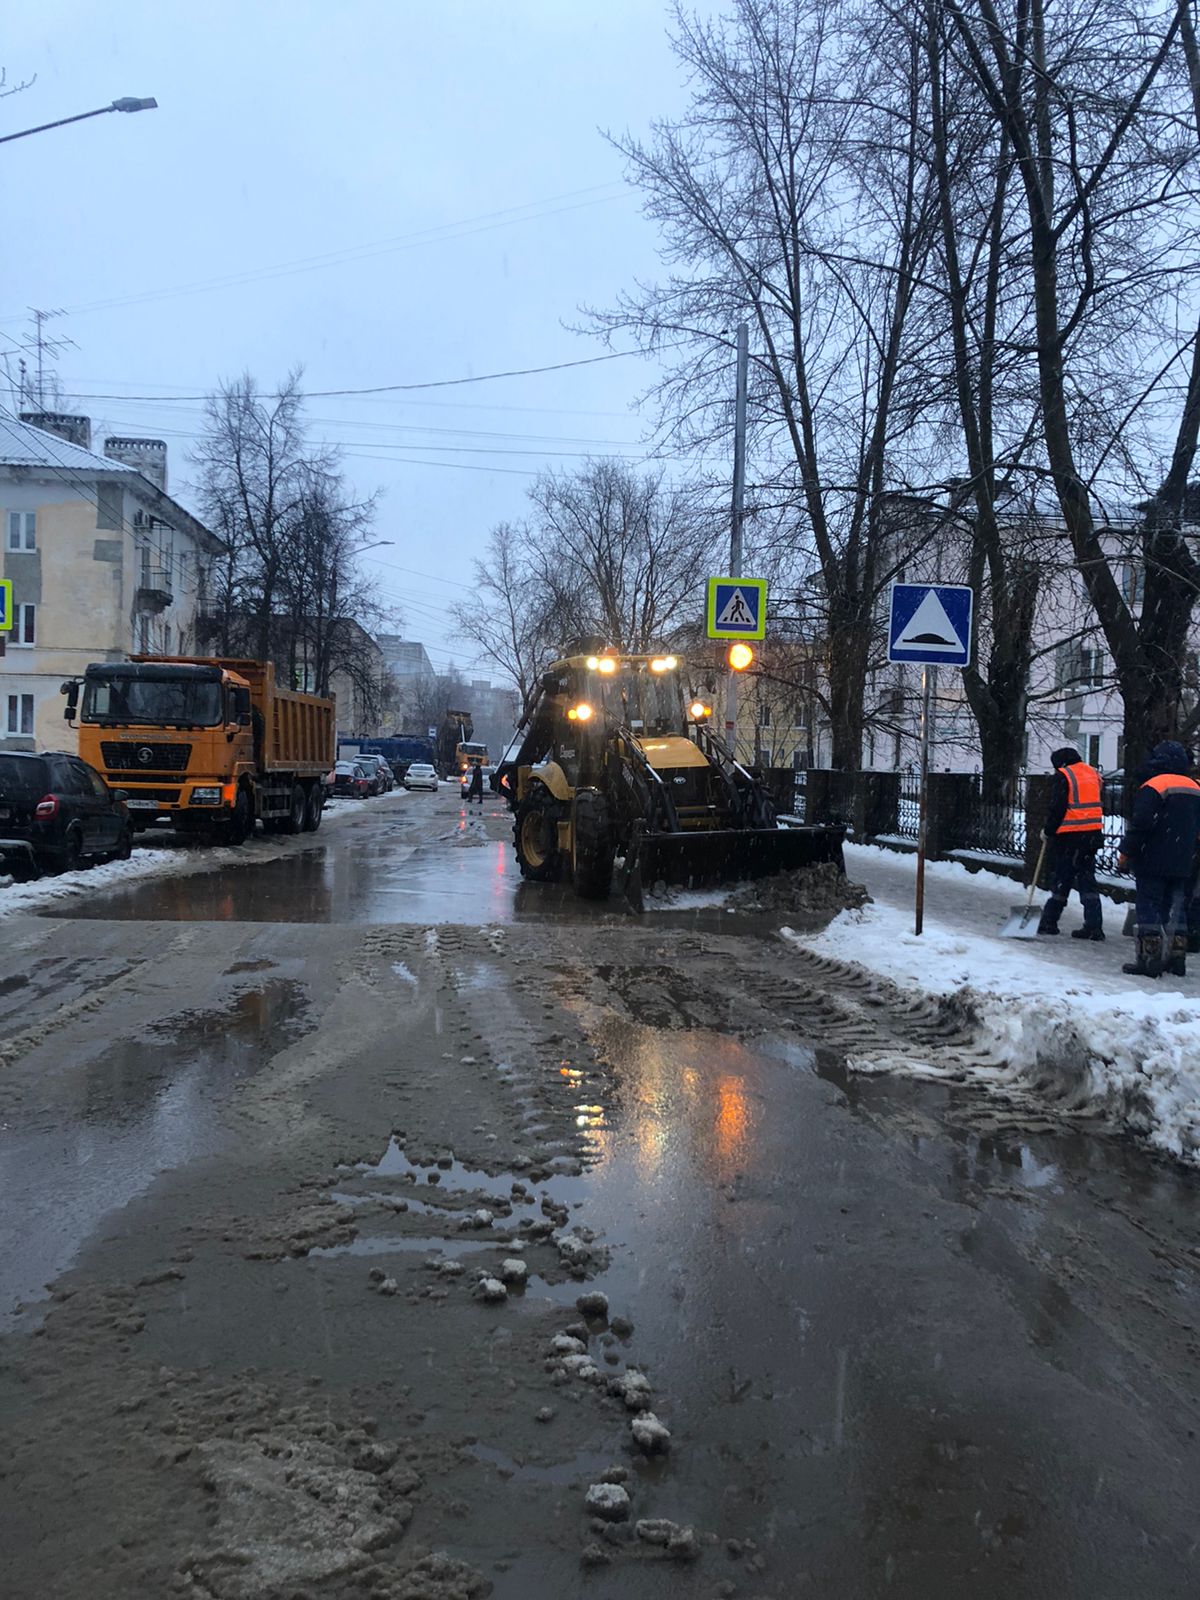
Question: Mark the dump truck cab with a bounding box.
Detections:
[503,650,841,903]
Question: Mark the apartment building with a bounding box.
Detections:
[0,413,222,752]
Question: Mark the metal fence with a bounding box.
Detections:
[775,767,1135,882]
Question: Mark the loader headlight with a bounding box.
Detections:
[597,657,617,675]
[568,702,594,722]
[586,656,600,670]
[689,701,711,720]
[650,656,677,673]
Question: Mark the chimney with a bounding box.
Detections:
[21,411,92,450]
[104,436,168,492]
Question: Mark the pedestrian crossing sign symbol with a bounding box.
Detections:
[887,582,973,666]
[0,579,12,632]
[706,576,767,640]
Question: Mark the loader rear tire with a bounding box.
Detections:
[572,788,615,900]
[514,786,564,882]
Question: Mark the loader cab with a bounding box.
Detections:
[579,653,688,740]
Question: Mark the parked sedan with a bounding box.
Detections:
[0,750,132,878]
[355,755,391,795]
[331,760,372,799]
[403,762,439,793]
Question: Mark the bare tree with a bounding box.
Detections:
[592,0,945,767]
[453,461,719,702]
[450,523,553,706]
[945,0,1200,773]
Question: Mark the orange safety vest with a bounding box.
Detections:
[1141,772,1200,799]
[1058,761,1103,833]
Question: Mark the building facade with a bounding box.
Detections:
[0,414,222,753]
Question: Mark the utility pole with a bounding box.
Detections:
[726,321,749,751]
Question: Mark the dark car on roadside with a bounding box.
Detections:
[331,759,371,799]
[355,754,392,795]
[0,750,132,879]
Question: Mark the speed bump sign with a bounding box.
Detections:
[0,578,12,632]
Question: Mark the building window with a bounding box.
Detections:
[6,511,36,551]
[1122,562,1145,606]
[6,693,34,736]
[758,703,771,727]
[12,603,35,646]
[1086,733,1102,767]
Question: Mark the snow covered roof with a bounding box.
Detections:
[0,413,223,553]
[0,413,139,476]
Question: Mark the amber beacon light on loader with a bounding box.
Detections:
[494,651,845,908]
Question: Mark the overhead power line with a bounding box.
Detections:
[52,344,676,404]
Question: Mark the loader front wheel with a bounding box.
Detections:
[514,786,564,881]
[572,788,615,900]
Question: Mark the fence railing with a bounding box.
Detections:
[769,767,1135,884]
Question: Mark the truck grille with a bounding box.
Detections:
[101,741,192,773]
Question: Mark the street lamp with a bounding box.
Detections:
[0,97,158,147]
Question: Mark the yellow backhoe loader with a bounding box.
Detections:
[496,651,844,906]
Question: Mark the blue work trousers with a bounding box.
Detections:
[1048,841,1103,931]
[1134,873,1190,936]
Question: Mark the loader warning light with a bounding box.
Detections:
[568,702,594,722]
[727,642,754,671]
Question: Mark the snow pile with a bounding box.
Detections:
[0,789,406,919]
[783,900,1200,1165]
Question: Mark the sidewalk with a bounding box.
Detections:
[843,843,1163,997]
[782,842,1200,1165]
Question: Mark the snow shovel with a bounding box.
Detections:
[1001,836,1048,938]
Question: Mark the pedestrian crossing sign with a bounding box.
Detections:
[0,579,12,632]
[706,576,767,640]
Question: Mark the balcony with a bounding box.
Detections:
[135,566,173,614]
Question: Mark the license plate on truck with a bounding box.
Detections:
[126,799,159,810]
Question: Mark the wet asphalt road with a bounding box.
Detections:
[2,785,1199,1598]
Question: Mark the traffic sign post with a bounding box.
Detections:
[887,583,974,936]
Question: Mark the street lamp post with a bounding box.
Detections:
[0,97,158,146]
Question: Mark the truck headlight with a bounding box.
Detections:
[189,787,223,805]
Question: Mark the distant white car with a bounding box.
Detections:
[404,762,439,792]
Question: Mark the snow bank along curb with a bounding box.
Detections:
[0,788,408,919]
[782,903,1200,1166]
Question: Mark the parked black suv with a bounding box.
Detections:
[0,750,132,878]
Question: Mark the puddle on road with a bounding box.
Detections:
[0,979,310,1329]
[34,803,808,934]
[412,1016,1199,1597]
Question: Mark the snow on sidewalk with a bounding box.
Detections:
[782,842,1200,1166]
[0,788,408,920]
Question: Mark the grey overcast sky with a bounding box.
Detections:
[1,1,706,677]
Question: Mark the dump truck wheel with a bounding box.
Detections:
[279,783,306,835]
[514,786,564,881]
[226,787,253,846]
[572,789,615,900]
[303,783,323,832]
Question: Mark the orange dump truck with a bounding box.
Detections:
[65,656,335,844]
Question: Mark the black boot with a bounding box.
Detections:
[1071,927,1106,941]
[1037,896,1065,936]
[1123,929,1164,978]
[1165,934,1187,979]
[1188,931,1200,954]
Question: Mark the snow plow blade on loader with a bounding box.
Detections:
[624,823,845,908]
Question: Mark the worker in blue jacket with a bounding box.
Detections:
[1118,740,1200,977]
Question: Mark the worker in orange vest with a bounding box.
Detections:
[1037,746,1105,939]
[1118,740,1200,978]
